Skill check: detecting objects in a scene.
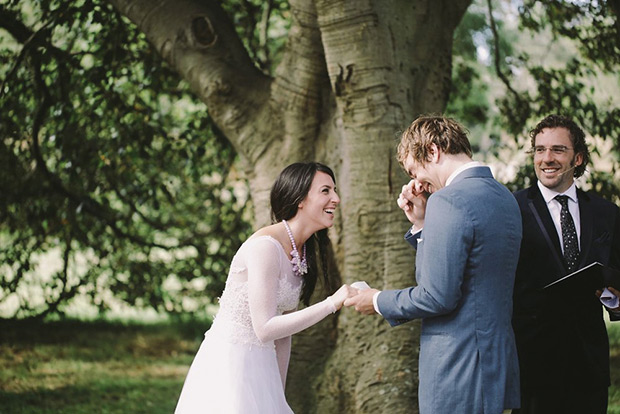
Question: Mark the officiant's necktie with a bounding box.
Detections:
[555,195,579,273]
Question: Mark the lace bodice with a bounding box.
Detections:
[209,236,335,348]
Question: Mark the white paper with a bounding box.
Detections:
[351,281,371,290]
[600,287,619,309]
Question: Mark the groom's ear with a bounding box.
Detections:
[429,143,440,163]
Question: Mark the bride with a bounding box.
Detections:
[174,162,356,413]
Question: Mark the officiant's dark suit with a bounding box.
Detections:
[512,115,620,414]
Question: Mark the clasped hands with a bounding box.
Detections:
[330,282,379,315]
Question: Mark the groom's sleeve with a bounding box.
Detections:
[376,287,453,327]
[404,227,423,249]
[372,291,383,315]
[377,192,472,326]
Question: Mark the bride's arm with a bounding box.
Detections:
[247,239,347,344]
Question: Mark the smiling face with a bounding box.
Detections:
[297,171,340,230]
[533,127,583,193]
[403,153,439,193]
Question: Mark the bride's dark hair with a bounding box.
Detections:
[270,162,335,306]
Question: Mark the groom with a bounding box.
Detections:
[345,116,522,414]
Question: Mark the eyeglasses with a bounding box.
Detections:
[528,145,574,156]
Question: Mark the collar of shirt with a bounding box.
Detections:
[537,180,578,204]
[445,161,484,187]
[412,161,484,240]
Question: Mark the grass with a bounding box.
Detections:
[0,317,209,414]
[0,318,618,413]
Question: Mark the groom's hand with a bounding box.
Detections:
[343,289,380,315]
[397,179,428,227]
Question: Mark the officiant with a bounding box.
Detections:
[511,114,620,414]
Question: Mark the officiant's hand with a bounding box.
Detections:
[597,286,620,311]
[343,289,380,315]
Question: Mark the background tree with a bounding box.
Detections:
[487,0,620,199]
[0,1,252,320]
[1,0,619,412]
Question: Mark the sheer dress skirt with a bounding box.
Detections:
[174,328,294,414]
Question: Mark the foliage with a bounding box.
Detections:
[520,0,620,71]
[0,0,252,319]
[448,4,515,133]
[220,0,291,73]
[490,0,620,199]
[1,0,619,320]
[446,0,620,202]
[447,10,492,142]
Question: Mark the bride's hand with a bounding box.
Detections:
[329,284,358,310]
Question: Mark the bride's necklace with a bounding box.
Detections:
[282,219,307,277]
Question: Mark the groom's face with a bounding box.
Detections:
[403,154,436,194]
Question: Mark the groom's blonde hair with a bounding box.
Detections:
[397,115,472,167]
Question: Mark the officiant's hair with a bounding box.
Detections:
[270,162,336,306]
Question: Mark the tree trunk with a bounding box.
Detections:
[108,0,472,412]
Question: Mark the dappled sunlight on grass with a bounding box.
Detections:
[0,318,206,414]
[2,359,190,393]
[1,318,618,413]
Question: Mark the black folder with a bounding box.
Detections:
[543,262,620,291]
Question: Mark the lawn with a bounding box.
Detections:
[0,317,208,414]
[0,318,619,413]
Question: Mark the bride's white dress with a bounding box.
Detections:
[174,236,337,414]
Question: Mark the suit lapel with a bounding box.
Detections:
[577,189,593,268]
[527,185,567,273]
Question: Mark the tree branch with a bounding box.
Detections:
[106,0,272,160]
[0,237,44,304]
[261,0,328,160]
[2,7,205,250]
[0,8,81,98]
[0,8,49,98]
[0,6,37,43]
[28,53,173,250]
[258,0,274,69]
[486,0,527,110]
[486,0,530,132]
[38,237,81,319]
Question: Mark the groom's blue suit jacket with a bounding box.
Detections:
[377,166,522,414]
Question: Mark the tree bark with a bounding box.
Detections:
[108,0,472,412]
